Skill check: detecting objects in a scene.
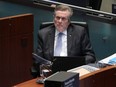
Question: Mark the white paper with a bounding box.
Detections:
[67,65,99,77]
[98,53,116,65]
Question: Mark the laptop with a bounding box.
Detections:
[52,56,86,73]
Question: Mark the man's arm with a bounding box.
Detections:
[81,27,96,64]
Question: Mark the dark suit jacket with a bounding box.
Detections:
[31,23,96,77]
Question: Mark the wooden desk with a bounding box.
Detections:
[13,79,41,87]
[13,65,116,87]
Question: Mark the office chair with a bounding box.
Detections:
[40,21,89,37]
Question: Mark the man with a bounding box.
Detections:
[31,4,96,77]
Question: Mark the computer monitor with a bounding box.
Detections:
[52,56,86,73]
[50,0,89,7]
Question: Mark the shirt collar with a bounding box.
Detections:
[55,29,67,36]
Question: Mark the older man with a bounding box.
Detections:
[31,4,96,77]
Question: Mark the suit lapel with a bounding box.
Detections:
[47,24,73,57]
[48,27,55,57]
[67,25,73,56]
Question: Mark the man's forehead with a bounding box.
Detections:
[55,10,70,17]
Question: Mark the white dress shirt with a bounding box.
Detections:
[54,29,67,56]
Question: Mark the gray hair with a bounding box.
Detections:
[54,4,73,17]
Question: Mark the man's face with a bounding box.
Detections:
[54,10,70,32]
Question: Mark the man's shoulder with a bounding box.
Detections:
[40,24,54,30]
[70,23,85,29]
[69,23,85,32]
[39,24,55,33]
[69,23,89,37]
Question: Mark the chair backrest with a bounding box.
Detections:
[40,21,89,37]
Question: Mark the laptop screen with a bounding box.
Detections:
[52,56,86,73]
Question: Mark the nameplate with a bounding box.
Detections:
[44,71,79,87]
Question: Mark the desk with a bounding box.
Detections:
[13,65,116,87]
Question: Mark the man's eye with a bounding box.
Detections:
[56,17,60,20]
[56,16,67,21]
[62,18,66,20]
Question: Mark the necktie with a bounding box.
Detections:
[54,33,63,56]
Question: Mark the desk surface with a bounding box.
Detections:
[13,65,116,87]
[13,79,42,87]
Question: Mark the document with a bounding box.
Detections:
[67,65,99,77]
[68,68,90,77]
[32,53,52,65]
[98,53,116,65]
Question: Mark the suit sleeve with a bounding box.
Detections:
[81,28,96,64]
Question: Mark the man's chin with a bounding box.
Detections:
[57,29,64,32]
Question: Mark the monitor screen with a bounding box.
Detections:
[50,0,102,10]
[50,0,90,7]
[52,56,86,73]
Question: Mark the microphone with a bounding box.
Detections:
[32,53,52,65]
